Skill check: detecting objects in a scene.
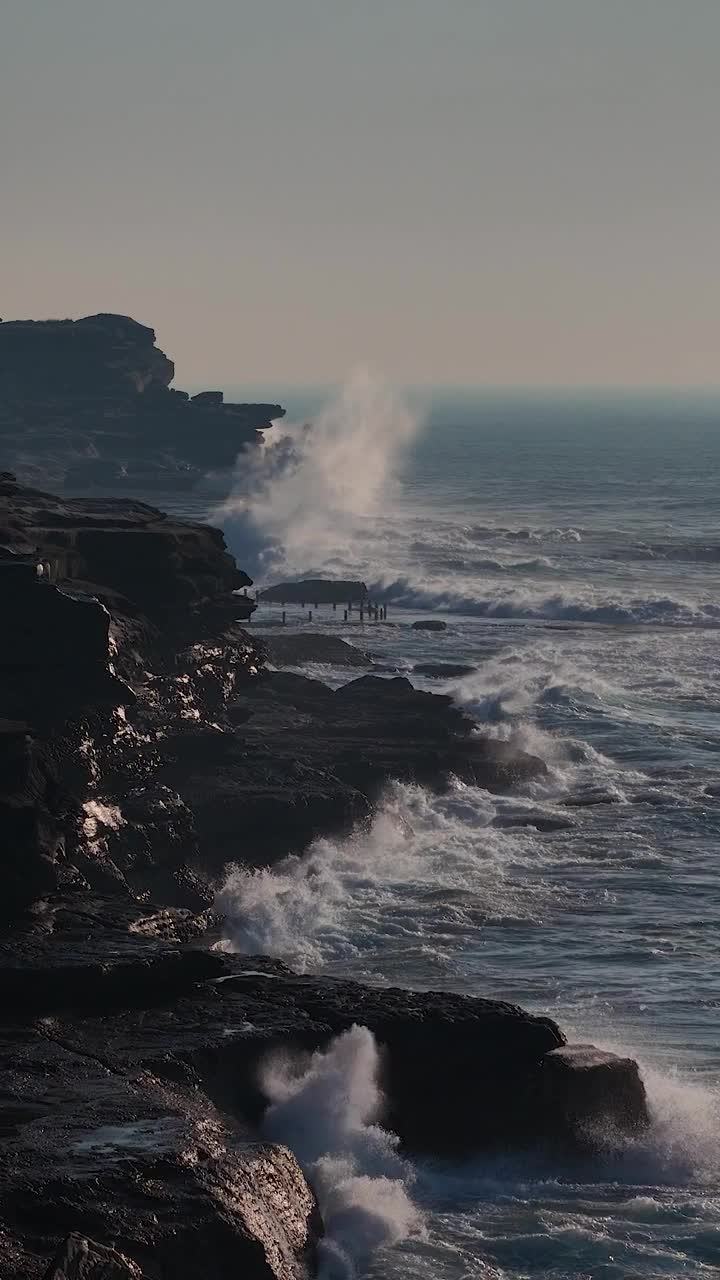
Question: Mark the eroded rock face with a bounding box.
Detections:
[43,1233,145,1280]
[0,314,174,398]
[0,1021,320,1280]
[0,474,250,620]
[0,313,283,492]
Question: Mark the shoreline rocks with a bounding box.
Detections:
[0,474,651,1277]
[255,632,373,669]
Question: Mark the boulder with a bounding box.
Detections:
[411,619,447,631]
[413,662,477,678]
[256,632,373,669]
[539,1044,649,1149]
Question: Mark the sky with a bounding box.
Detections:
[2,1,719,389]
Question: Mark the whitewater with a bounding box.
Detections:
[198,385,720,1277]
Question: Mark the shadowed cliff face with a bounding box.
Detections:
[0,312,284,493]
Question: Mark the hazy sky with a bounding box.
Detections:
[2,1,719,388]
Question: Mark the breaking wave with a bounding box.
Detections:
[216,371,420,578]
[261,1026,421,1279]
[370,575,720,627]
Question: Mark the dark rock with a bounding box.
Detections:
[191,390,224,406]
[413,662,477,678]
[539,1045,649,1149]
[169,671,546,868]
[0,477,252,623]
[0,314,284,494]
[0,1009,320,1280]
[411,619,447,631]
[0,314,173,398]
[0,722,73,921]
[256,633,373,669]
[0,904,646,1159]
[43,1233,144,1279]
[261,579,367,606]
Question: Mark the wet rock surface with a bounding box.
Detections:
[256,632,373,669]
[0,476,650,1276]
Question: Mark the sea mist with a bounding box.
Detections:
[216,369,420,578]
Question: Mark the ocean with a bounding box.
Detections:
[184,388,720,1277]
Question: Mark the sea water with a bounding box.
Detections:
[211,390,720,1276]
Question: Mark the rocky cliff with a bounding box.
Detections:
[0,476,650,1279]
[0,313,282,493]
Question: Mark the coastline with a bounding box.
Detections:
[0,473,648,1280]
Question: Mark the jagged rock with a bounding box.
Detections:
[0,313,284,493]
[172,671,546,868]
[43,1233,144,1279]
[0,476,252,622]
[0,1006,320,1280]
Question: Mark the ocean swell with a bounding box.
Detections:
[371,575,720,627]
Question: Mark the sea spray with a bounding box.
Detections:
[215,780,555,975]
[261,1026,422,1279]
[217,369,420,578]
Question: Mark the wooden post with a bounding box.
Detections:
[282,610,286,625]
[333,601,337,611]
[344,609,348,622]
[308,610,313,622]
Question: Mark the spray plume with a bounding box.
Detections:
[261,1025,422,1279]
[216,369,420,578]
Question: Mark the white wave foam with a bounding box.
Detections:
[261,1026,422,1278]
[370,573,720,627]
[216,778,581,976]
[639,1060,720,1185]
[216,371,420,578]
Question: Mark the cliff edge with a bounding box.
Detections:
[0,313,283,493]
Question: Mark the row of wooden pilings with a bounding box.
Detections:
[277,601,388,624]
